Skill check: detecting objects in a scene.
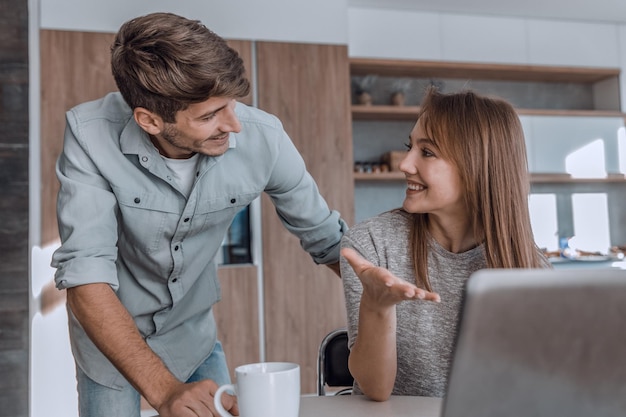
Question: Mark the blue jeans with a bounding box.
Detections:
[76,341,231,417]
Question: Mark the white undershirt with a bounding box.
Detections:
[161,153,200,197]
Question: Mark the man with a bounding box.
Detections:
[51,12,347,417]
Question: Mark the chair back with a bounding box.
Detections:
[317,328,354,395]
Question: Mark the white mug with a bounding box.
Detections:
[214,362,300,417]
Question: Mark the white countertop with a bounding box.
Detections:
[299,394,442,417]
[147,395,442,417]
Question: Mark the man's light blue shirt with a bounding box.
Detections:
[52,92,347,389]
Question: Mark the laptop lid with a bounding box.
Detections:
[442,268,626,417]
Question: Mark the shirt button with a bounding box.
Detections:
[134,198,140,204]
[174,245,179,251]
[167,176,172,181]
[141,156,148,162]
[172,278,178,283]
[184,218,190,222]
[230,198,236,204]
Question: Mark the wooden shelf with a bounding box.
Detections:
[350,58,620,84]
[354,172,404,181]
[352,105,626,121]
[515,109,626,117]
[531,173,626,183]
[354,172,626,184]
[352,105,419,121]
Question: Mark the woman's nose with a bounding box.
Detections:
[399,152,416,174]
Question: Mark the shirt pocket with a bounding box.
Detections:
[196,192,258,232]
[115,187,184,255]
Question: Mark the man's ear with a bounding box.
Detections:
[133,107,164,135]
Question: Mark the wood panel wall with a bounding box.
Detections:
[208,39,258,379]
[40,30,118,245]
[0,0,29,416]
[212,265,260,376]
[256,41,354,393]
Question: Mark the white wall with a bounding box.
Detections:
[347,7,626,109]
[40,0,349,44]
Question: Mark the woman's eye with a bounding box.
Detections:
[404,142,412,151]
[421,148,435,157]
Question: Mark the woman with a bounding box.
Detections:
[341,87,550,401]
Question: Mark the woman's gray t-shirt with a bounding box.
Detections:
[340,209,487,397]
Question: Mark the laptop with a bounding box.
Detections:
[442,267,626,417]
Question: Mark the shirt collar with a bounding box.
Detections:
[120,117,155,156]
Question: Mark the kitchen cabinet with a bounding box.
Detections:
[256,41,353,393]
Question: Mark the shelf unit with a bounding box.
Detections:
[350,57,626,185]
[350,58,621,83]
[350,57,626,251]
[352,105,626,121]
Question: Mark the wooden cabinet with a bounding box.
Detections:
[256,41,353,393]
[40,30,119,245]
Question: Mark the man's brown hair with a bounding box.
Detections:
[111,12,250,122]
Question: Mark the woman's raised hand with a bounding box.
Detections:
[341,247,440,308]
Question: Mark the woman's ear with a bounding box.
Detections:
[133,107,163,135]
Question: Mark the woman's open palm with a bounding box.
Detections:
[341,247,440,309]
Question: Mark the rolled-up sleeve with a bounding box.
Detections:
[52,111,120,290]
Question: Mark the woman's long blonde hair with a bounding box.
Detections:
[410,88,545,291]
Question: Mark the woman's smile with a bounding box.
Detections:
[406,181,426,192]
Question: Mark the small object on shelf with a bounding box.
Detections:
[389,78,411,106]
[357,91,373,106]
[382,151,405,172]
[559,236,579,259]
[353,74,378,106]
[355,161,390,175]
[390,91,405,106]
[610,245,626,260]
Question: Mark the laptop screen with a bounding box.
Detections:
[442,268,626,417]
